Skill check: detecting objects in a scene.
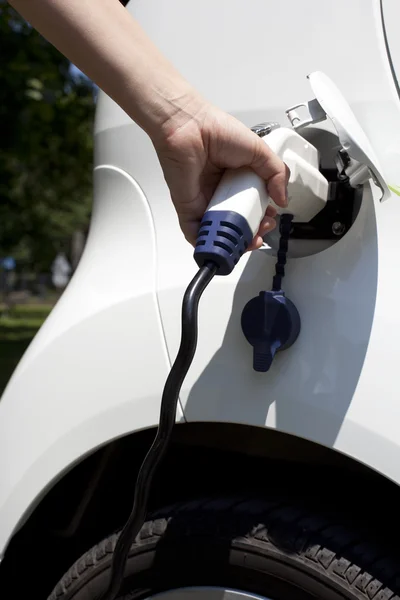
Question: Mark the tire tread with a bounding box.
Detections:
[48,495,400,600]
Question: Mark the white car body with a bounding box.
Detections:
[1,0,400,590]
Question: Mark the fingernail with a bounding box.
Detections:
[262,220,275,233]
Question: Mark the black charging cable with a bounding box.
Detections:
[99,260,218,600]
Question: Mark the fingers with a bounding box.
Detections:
[178,216,199,247]
[266,203,277,218]
[247,236,264,251]
[247,215,277,251]
[182,190,280,251]
[267,161,290,209]
[259,213,276,235]
[251,137,290,209]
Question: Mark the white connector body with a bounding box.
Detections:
[205,127,329,237]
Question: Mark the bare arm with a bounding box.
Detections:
[8,0,201,141]
[8,0,288,245]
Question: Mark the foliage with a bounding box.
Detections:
[0,1,95,271]
[0,304,51,393]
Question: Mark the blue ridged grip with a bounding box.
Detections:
[193,210,253,276]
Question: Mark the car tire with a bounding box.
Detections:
[48,494,400,600]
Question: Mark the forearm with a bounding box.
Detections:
[8,0,202,141]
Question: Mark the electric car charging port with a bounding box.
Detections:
[263,127,364,258]
[289,160,362,242]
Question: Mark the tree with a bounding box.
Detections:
[0,1,95,272]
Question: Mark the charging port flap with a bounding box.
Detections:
[286,71,390,202]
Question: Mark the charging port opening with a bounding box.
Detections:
[263,126,364,258]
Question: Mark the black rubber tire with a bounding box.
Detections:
[48,495,400,600]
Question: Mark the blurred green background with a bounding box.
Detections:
[0,1,95,393]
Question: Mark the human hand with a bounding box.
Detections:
[8,0,288,248]
[152,99,289,249]
[9,0,288,251]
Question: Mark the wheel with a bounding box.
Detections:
[48,495,400,600]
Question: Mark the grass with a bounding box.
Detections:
[0,304,52,395]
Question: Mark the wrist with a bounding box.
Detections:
[139,81,208,146]
[117,53,207,145]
